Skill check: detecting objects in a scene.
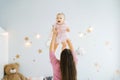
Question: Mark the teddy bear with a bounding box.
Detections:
[2,62,28,80]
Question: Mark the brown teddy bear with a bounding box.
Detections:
[2,62,28,80]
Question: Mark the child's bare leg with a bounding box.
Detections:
[66,39,74,51]
[62,41,67,50]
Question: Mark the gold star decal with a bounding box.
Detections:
[87,26,93,33]
[38,49,42,54]
[24,36,29,41]
[16,54,20,59]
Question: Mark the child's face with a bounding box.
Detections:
[56,14,65,25]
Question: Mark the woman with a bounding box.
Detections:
[49,27,77,80]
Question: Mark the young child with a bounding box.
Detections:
[52,13,71,50]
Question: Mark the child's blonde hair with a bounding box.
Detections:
[56,12,65,18]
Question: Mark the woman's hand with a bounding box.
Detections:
[49,26,57,52]
[52,25,57,36]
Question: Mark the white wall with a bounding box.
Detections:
[0,27,8,79]
[0,0,120,79]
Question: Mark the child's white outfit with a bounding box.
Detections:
[53,23,69,44]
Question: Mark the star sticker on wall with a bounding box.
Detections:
[24,36,29,41]
[76,47,86,56]
[36,34,41,39]
[16,54,20,59]
[25,41,32,47]
[86,26,93,33]
[78,32,85,38]
[38,49,42,54]
[94,62,101,72]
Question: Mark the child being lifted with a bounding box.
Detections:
[52,12,72,51]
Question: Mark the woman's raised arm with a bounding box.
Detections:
[49,27,57,53]
[67,39,78,64]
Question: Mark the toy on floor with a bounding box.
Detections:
[2,62,28,80]
[52,12,72,50]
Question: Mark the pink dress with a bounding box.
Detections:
[53,23,69,44]
[49,51,78,80]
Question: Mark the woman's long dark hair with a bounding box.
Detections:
[60,48,77,80]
